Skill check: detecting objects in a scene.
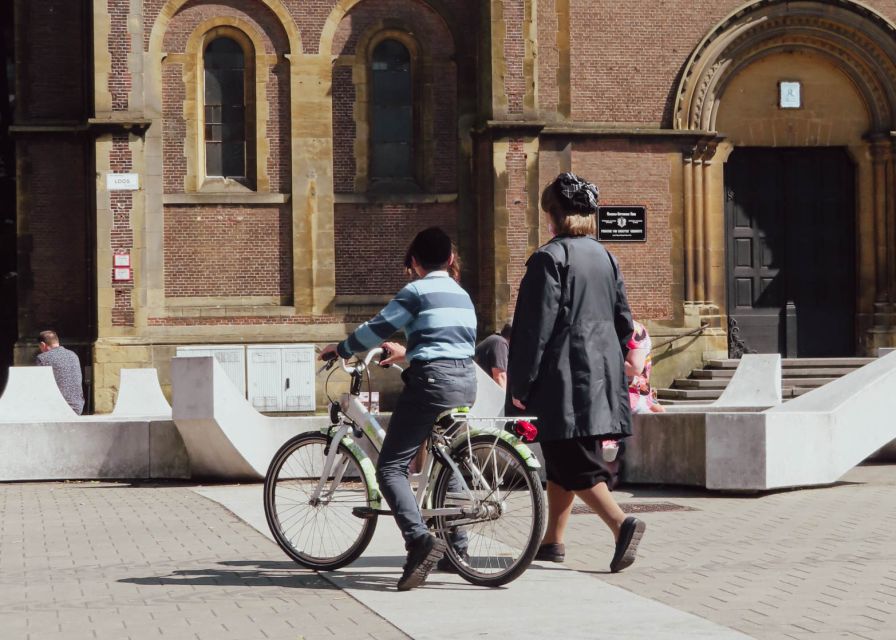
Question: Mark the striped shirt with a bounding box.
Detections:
[337,271,477,362]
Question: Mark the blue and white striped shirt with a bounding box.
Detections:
[337,271,477,362]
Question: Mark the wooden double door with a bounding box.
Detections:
[724,147,856,357]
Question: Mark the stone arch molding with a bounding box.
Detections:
[148,0,301,58]
[675,0,896,132]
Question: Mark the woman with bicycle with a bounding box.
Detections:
[507,172,646,573]
[319,226,477,591]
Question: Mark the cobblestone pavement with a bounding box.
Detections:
[2,465,895,639]
[0,482,407,640]
[564,464,896,640]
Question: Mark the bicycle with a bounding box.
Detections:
[263,348,546,587]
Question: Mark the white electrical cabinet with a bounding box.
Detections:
[175,345,247,396]
[246,344,316,412]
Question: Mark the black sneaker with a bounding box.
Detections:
[397,534,446,591]
[610,516,646,573]
[534,542,565,562]
[436,549,469,572]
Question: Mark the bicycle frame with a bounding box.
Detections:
[312,348,541,519]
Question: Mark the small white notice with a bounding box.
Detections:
[113,268,132,282]
[106,173,139,191]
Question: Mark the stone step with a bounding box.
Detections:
[673,378,730,389]
[656,388,722,400]
[694,366,865,379]
[672,376,838,389]
[705,357,875,369]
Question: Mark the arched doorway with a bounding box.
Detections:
[674,0,896,356]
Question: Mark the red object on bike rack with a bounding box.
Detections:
[512,420,538,442]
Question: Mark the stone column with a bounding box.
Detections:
[290,54,335,315]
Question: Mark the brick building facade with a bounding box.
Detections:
[9,0,896,410]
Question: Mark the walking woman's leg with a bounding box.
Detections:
[541,481,575,544]
[573,481,626,539]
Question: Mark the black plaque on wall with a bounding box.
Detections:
[597,206,646,242]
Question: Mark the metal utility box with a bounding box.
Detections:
[175,345,247,396]
[246,344,316,412]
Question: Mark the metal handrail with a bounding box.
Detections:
[650,321,709,353]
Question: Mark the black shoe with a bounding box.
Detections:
[534,542,565,562]
[397,534,446,591]
[436,549,469,572]
[610,516,646,573]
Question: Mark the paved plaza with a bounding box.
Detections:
[1,464,894,639]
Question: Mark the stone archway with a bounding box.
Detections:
[674,0,896,353]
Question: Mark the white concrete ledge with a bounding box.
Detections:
[0,368,188,481]
[626,352,896,491]
[0,419,189,481]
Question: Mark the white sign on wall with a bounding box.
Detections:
[106,173,139,191]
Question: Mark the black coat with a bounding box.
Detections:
[507,235,634,441]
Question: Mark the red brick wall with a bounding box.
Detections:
[568,140,674,320]
[164,205,293,297]
[333,202,458,295]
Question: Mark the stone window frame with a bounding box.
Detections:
[182,19,274,194]
[350,27,435,193]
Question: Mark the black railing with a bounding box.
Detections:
[650,321,710,354]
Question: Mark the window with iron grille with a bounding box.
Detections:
[370,39,413,182]
[204,37,246,178]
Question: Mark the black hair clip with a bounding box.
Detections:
[555,172,599,213]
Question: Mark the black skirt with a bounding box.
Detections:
[539,435,614,491]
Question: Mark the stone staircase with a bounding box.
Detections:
[657,357,876,405]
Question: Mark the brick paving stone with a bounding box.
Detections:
[561,464,896,640]
[0,482,408,640]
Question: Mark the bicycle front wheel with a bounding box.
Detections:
[263,431,377,570]
[432,435,545,587]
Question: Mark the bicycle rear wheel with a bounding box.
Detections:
[432,435,545,587]
[263,431,377,570]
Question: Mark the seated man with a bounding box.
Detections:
[35,330,85,415]
[474,322,511,388]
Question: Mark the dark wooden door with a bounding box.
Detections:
[725,148,855,357]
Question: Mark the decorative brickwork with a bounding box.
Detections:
[110,134,135,327]
[502,0,525,115]
[163,205,293,297]
[108,0,133,111]
[332,65,356,193]
[505,140,529,314]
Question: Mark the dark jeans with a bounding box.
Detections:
[376,359,477,549]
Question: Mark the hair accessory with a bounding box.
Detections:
[555,172,599,213]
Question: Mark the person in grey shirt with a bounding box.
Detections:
[474,322,511,388]
[35,330,85,414]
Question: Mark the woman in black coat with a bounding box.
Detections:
[507,172,646,573]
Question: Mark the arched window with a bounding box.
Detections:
[204,37,246,178]
[370,39,413,182]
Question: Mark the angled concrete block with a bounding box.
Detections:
[714,353,782,407]
[0,367,76,421]
[172,357,329,480]
[111,368,171,418]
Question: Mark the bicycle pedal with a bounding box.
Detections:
[351,506,391,519]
